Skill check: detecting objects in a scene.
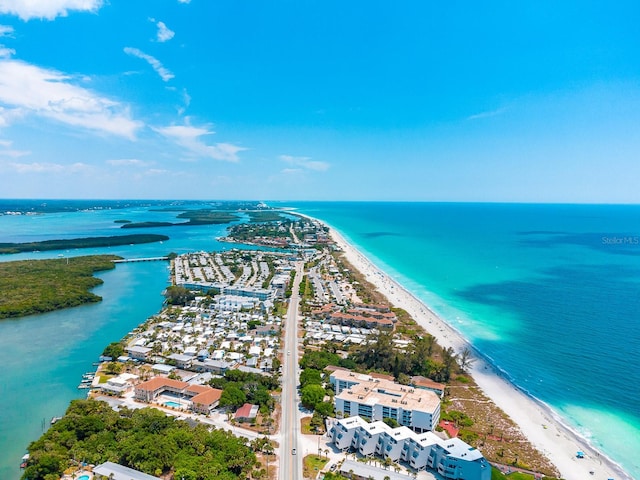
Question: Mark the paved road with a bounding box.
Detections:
[279,261,304,480]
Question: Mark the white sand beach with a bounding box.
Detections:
[326,225,631,480]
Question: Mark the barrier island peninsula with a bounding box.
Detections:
[19,215,579,480]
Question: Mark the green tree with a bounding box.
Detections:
[299,368,322,387]
[102,342,124,359]
[458,347,474,373]
[314,401,334,419]
[300,384,325,410]
[105,362,123,375]
[310,411,324,432]
[219,384,247,409]
[163,285,196,306]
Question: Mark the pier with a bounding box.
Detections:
[112,256,169,263]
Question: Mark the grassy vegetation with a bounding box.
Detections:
[303,454,328,479]
[0,234,169,254]
[0,255,121,319]
[490,469,557,480]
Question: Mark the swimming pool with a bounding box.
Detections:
[78,475,90,480]
[165,401,181,408]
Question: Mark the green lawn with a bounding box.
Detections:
[303,454,328,479]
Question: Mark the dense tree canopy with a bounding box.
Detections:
[21,399,256,480]
[102,342,124,359]
[0,255,120,319]
[300,384,326,410]
[163,285,196,306]
[209,370,277,412]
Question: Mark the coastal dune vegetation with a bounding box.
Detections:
[0,255,121,319]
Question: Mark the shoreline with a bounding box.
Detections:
[317,218,630,480]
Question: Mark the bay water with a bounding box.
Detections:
[0,203,251,479]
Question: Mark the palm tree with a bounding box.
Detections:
[324,448,329,460]
[458,347,474,372]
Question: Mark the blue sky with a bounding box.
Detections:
[0,0,638,202]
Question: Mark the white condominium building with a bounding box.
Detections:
[330,416,491,480]
[330,369,441,433]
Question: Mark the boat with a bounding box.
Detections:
[20,453,29,468]
[77,383,92,389]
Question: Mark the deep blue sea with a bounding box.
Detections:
[0,201,638,479]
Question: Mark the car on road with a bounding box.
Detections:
[287,350,290,355]
[291,448,296,455]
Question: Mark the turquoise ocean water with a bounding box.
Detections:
[284,202,640,479]
[0,201,638,479]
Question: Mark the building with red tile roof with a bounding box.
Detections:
[191,388,223,414]
[134,377,189,403]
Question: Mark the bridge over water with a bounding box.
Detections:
[112,256,169,263]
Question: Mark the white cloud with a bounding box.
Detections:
[0,105,24,127]
[0,60,141,138]
[178,0,191,3]
[467,107,507,121]
[280,154,330,172]
[0,0,103,21]
[0,139,30,157]
[124,47,174,82]
[0,27,15,58]
[0,25,15,36]
[145,168,169,175]
[7,161,89,173]
[177,88,191,115]
[106,158,150,167]
[156,123,246,162]
[0,46,15,58]
[155,21,174,42]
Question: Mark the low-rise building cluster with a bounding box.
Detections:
[330,416,491,480]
